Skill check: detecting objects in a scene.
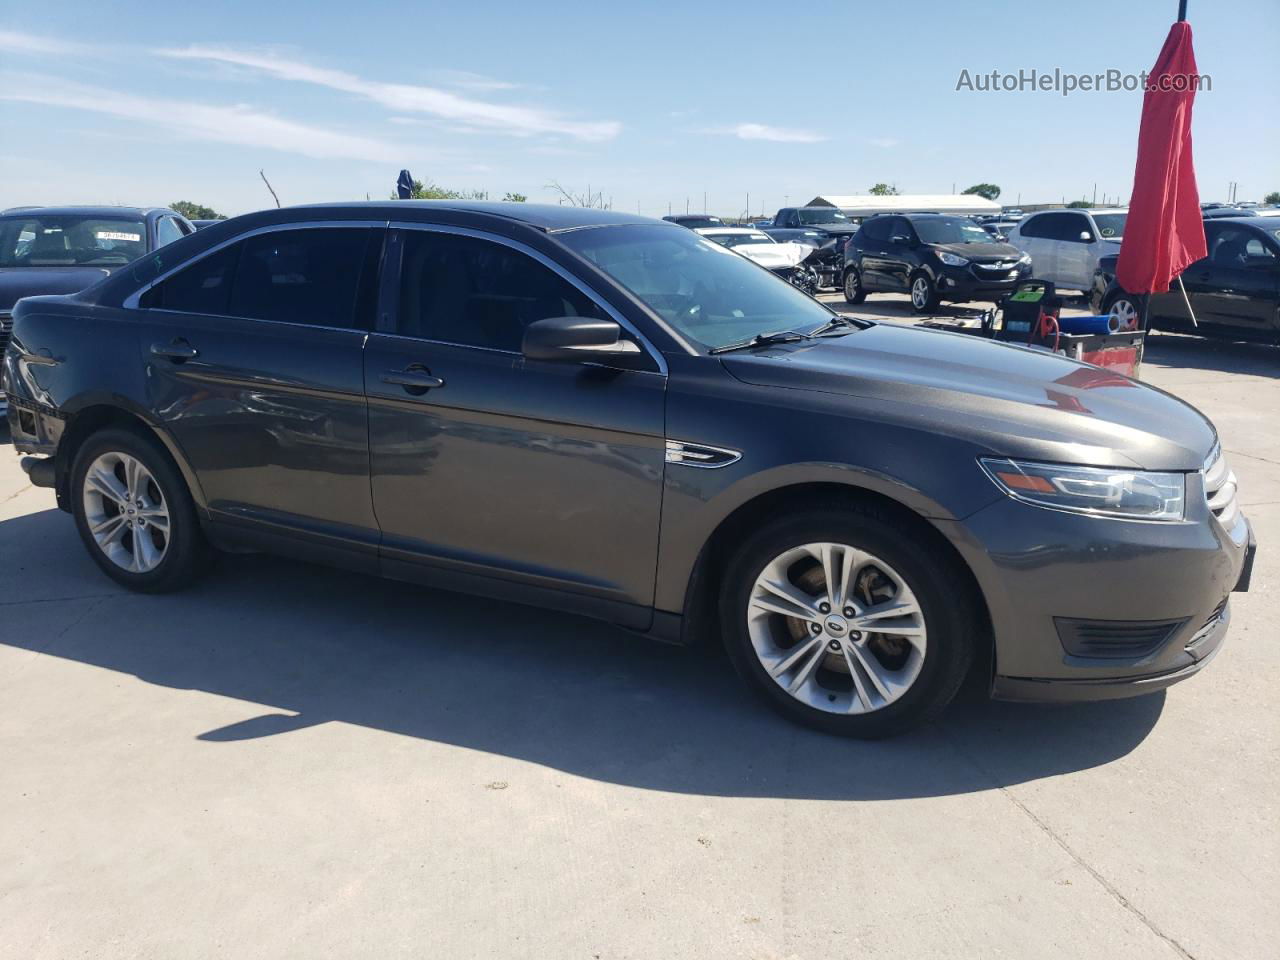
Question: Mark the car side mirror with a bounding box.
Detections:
[1079,231,1095,243]
[522,316,641,362]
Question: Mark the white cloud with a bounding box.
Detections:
[868,137,900,148]
[710,123,827,144]
[433,69,520,93]
[0,76,405,163]
[0,28,86,54]
[156,46,620,142]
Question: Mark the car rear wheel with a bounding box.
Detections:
[719,504,976,737]
[910,273,940,313]
[71,426,211,592]
[1104,291,1142,331]
[843,267,867,304]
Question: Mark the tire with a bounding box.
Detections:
[1103,291,1142,331]
[70,426,211,593]
[719,503,976,738]
[910,272,939,313]
[843,267,867,304]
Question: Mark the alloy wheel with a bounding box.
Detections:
[81,451,171,573]
[1108,297,1139,330]
[746,542,927,714]
[845,270,860,300]
[911,277,931,310]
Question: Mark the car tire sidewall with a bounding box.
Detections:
[71,426,208,593]
[719,508,975,738]
[843,267,867,304]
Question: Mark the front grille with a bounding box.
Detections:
[1055,617,1187,659]
[970,262,1019,281]
[1203,444,1239,528]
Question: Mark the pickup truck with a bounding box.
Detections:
[762,207,861,289]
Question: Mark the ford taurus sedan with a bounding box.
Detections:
[3,202,1255,737]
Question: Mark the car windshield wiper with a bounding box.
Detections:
[807,315,867,338]
[708,330,810,355]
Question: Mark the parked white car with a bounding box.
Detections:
[695,227,819,293]
[1006,208,1128,292]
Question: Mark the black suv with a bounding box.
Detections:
[4,202,1252,738]
[843,213,1031,312]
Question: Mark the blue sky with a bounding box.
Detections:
[1,0,1276,217]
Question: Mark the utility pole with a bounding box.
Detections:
[1093,183,1097,205]
[703,191,707,213]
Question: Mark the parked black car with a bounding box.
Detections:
[0,206,196,416]
[1092,217,1279,342]
[843,213,1032,312]
[5,202,1252,737]
[662,214,724,229]
[763,207,860,289]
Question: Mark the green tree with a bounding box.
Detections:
[392,177,464,200]
[1264,191,1280,205]
[1066,199,1092,208]
[962,183,1001,201]
[502,192,528,202]
[868,183,899,196]
[170,201,224,220]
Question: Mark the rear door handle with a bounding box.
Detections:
[381,367,445,394]
[151,339,199,361]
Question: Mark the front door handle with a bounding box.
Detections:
[151,339,199,362]
[381,367,445,394]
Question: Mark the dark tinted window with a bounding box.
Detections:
[1019,214,1054,239]
[156,217,184,248]
[886,217,915,241]
[860,217,892,242]
[398,231,605,350]
[141,241,240,313]
[228,228,374,329]
[1046,213,1092,242]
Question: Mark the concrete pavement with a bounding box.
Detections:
[0,327,1275,959]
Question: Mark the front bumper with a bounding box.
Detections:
[937,492,1252,704]
[936,263,1031,301]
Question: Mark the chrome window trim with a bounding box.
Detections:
[122,220,389,310]
[389,220,668,376]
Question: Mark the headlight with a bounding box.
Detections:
[938,252,969,267]
[1017,251,1032,264]
[979,458,1186,521]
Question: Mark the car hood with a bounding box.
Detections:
[0,267,112,312]
[733,242,812,270]
[929,241,1024,262]
[719,323,1215,470]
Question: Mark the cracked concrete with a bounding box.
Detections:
[0,322,1275,959]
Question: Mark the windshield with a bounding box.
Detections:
[797,208,850,225]
[0,215,147,267]
[911,217,993,245]
[561,224,833,350]
[670,216,722,228]
[708,232,775,249]
[1093,213,1127,239]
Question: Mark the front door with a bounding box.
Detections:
[135,223,383,560]
[1189,223,1280,332]
[364,225,667,624]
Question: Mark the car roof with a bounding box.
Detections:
[1213,216,1271,227]
[291,200,657,232]
[694,226,765,235]
[0,205,169,218]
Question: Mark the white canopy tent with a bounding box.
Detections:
[806,194,1001,217]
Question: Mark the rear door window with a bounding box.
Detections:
[155,217,184,248]
[228,228,377,329]
[141,242,240,314]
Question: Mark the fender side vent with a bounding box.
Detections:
[1054,617,1187,659]
[665,440,741,469]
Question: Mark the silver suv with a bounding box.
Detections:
[1007,208,1128,292]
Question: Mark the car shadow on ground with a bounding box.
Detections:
[0,506,1167,802]
[1142,331,1279,378]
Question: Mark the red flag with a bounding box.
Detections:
[1116,21,1207,295]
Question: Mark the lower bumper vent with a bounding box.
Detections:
[1055,617,1187,659]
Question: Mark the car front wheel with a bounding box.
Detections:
[910,273,940,313]
[843,267,867,304]
[71,426,211,592]
[720,504,976,737]
[1103,291,1142,331]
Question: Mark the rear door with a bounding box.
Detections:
[856,216,894,290]
[132,222,383,565]
[1054,212,1097,290]
[364,224,667,623]
[1011,214,1055,283]
[880,217,917,291]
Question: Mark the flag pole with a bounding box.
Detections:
[1178,0,1187,21]
[1176,275,1198,327]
